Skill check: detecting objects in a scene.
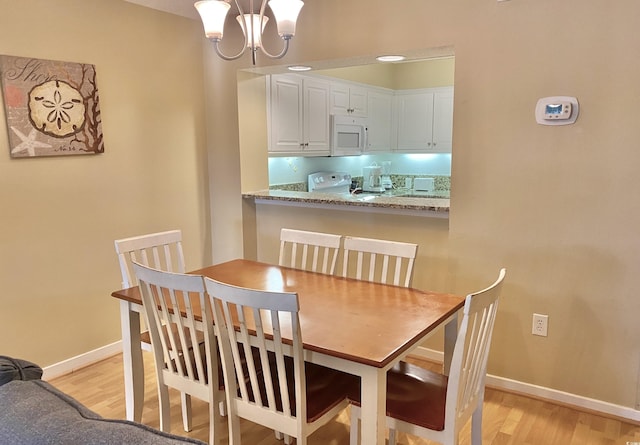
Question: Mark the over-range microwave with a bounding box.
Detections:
[330,115,368,156]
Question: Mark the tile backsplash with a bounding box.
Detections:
[270,174,450,193]
[268,153,452,191]
[271,182,307,192]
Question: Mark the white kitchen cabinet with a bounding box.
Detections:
[330,82,368,117]
[269,74,331,156]
[432,88,454,152]
[395,86,453,153]
[365,89,393,152]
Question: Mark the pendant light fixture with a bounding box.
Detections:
[194,0,304,65]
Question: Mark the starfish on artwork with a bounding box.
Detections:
[10,126,52,157]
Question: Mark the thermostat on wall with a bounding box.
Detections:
[535,96,579,126]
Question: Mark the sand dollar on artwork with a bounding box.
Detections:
[28,80,86,137]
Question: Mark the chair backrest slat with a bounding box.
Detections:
[342,236,418,287]
[279,228,342,275]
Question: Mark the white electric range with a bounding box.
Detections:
[308,171,352,195]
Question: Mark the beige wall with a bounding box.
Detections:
[315,64,398,89]
[229,0,640,410]
[2,0,639,415]
[0,0,210,366]
[314,57,455,90]
[392,57,455,89]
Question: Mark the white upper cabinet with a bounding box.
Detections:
[330,83,368,117]
[432,88,454,152]
[268,74,453,156]
[366,90,394,152]
[269,74,331,156]
[303,78,332,154]
[395,86,454,153]
[396,90,434,151]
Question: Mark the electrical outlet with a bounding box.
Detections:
[532,313,548,337]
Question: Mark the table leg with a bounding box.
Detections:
[119,300,144,422]
[358,367,386,445]
[443,312,458,375]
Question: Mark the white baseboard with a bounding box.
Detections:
[41,341,123,381]
[411,346,640,423]
[40,343,640,423]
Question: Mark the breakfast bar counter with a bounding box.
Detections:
[243,189,450,218]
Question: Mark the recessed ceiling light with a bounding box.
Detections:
[288,65,312,72]
[376,55,406,63]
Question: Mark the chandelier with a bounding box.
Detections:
[194,0,304,65]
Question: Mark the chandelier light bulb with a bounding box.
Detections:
[268,0,304,37]
[194,0,230,40]
[237,14,269,48]
[194,0,304,65]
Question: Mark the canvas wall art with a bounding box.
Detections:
[0,55,104,158]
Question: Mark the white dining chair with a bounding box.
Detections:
[342,235,418,287]
[349,268,507,445]
[114,230,195,430]
[132,262,224,445]
[204,277,358,445]
[278,228,342,275]
[115,230,186,290]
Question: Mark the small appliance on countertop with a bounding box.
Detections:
[380,177,393,190]
[308,171,352,194]
[380,160,392,190]
[413,177,435,192]
[362,165,385,193]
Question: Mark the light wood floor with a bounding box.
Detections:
[49,353,640,445]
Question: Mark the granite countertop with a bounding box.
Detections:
[243,188,450,215]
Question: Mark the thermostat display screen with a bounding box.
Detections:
[543,101,571,120]
[545,104,563,115]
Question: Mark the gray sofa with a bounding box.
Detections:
[0,356,207,445]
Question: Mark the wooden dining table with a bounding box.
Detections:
[111,259,464,445]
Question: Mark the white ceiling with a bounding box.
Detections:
[124,0,200,20]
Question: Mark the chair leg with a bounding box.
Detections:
[471,405,483,445]
[209,392,222,445]
[388,428,397,445]
[158,384,171,433]
[349,406,360,445]
[219,400,227,417]
[181,392,192,432]
[227,405,242,445]
[274,431,292,443]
